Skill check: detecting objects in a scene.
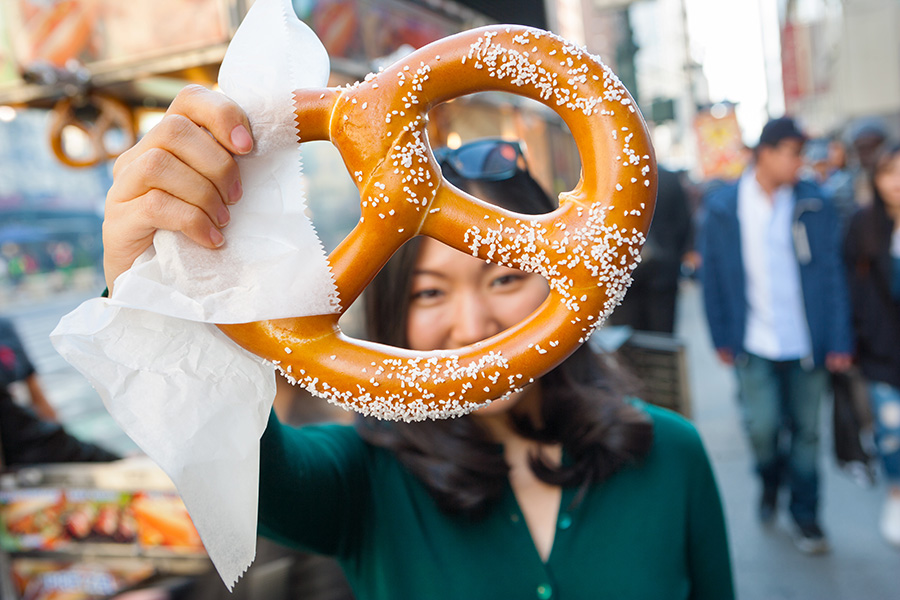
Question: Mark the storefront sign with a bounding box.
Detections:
[693,104,747,182]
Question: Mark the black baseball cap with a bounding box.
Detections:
[758,117,807,148]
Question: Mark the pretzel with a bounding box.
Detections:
[218,25,657,421]
[49,92,136,168]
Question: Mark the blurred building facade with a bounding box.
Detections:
[3,0,896,198]
[630,0,709,170]
[779,0,900,138]
[568,0,900,170]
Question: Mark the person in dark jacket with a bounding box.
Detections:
[607,167,692,334]
[0,317,119,467]
[699,117,852,555]
[844,141,900,548]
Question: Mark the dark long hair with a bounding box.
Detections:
[356,157,654,518]
[848,142,900,271]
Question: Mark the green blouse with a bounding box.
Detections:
[258,402,734,600]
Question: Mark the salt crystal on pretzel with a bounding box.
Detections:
[218,25,657,422]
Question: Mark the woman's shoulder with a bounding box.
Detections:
[591,400,717,497]
[629,399,708,460]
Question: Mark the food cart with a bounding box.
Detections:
[0,459,210,599]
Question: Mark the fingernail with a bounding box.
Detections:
[217,206,231,227]
[229,178,243,204]
[210,227,225,247]
[230,125,252,153]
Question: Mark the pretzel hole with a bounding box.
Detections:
[427,92,582,197]
[356,233,552,357]
[410,236,551,351]
[300,140,365,333]
[301,140,362,253]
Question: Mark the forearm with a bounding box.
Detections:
[26,374,57,422]
[258,412,368,556]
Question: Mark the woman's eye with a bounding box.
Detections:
[491,273,524,288]
[411,288,442,302]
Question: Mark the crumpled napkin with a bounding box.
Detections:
[51,0,337,588]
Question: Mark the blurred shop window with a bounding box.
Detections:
[0,108,110,309]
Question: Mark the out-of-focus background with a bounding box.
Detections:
[0,0,897,598]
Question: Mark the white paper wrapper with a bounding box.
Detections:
[51,0,337,589]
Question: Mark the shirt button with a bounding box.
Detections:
[558,514,572,530]
[510,513,520,523]
[536,584,553,599]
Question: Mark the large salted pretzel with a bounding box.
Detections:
[218,25,657,421]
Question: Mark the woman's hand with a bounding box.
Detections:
[103,85,253,292]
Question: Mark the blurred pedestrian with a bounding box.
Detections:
[843,141,900,548]
[802,138,830,184]
[607,167,692,334]
[699,116,853,555]
[848,118,889,208]
[822,136,856,232]
[0,316,120,467]
[803,135,856,233]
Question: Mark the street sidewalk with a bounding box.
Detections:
[677,280,897,600]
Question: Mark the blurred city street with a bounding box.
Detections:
[3,279,897,599]
[676,281,898,600]
[2,0,900,598]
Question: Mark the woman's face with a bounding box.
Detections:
[875,153,900,214]
[405,237,550,415]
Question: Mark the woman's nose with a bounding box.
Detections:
[448,292,501,348]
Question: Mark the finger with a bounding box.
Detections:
[167,84,253,155]
[103,188,224,292]
[110,147,232,233]
[111,85,246,177]
[111,187,225,251]
[114,113,243,207]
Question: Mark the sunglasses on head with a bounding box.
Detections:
[434,138,527,181]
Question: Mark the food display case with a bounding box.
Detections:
[0,459,211,600]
